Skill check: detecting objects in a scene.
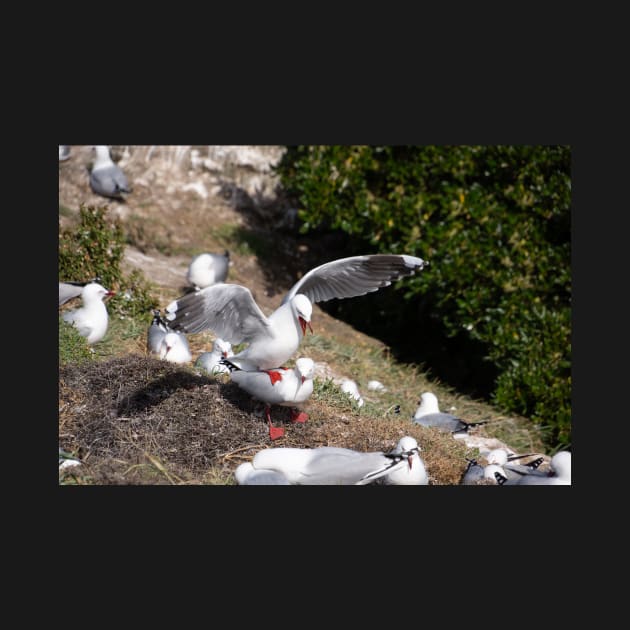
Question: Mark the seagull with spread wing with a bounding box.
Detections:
[165,254,428,384]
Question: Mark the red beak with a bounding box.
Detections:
[301,376,305,384]
[222,351,228,357]
[299,316,313,335]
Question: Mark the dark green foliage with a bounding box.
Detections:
[275,146,571,449]
[59,205,157,319]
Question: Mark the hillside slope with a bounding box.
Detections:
[58,145,550,485]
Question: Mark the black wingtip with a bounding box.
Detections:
[494,472,508,485]
[219,357,240,373]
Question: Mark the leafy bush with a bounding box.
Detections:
[59,205,158,320]
[274,146,571,449]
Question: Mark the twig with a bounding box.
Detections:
[219,443,267,462]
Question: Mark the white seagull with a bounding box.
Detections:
[413,392,489,434]
[495,451,571,486]
[375,436,428,485]
[89,145,131,199]
[61,282,115,344]
[59,277,102,307]
[223,356,315,440]
[234,462,291,485]
[195,338,234,375]
[165,254,428,383]
[147,309,170,355]
[486,448,546,481]
[249,436,422,485]
[159,331,192,364]
[187,251,230,290]
[340,379,364,407]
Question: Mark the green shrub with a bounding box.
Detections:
[59,205,157,319]
[274,146,571,449]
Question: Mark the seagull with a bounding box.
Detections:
[234,462,291,485]
[376,436,428,485]
[412,392,489,434]
[222,357,315,440]
[249,436,422,485]
[195,338,234,375]
[485,448,546,481]
[89,145,132,200]
[340,379,364,407]
[147,309,170,355]
[61,282,115,344]
[59,276,102,307]
[159,331,192,364]
[187,251,230,290]
[495,451,571,486]
[165,254,428,383]
[59,145,71,161]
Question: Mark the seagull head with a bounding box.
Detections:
[394,436,420,470]
[293,294,313,335]
[214,338,233,358]
[295,357,315,383]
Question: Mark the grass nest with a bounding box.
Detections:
[59,354,479,485]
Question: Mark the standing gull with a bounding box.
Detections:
[165,254,428,383]
[413,392,489,434]
[187,251,230,290]
[222,357,315,440]
[89,145,131,200]
[61,282,115,344]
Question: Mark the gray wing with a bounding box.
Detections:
[282,254,428,305]
[59,282,84,306]
[303,449,401,485]
[413,412,463,432]
[164,283,273,344]
[90,165,130,197]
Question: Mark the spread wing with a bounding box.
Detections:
[165,283,273,344]
[282,254,428,304]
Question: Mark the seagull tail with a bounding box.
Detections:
[220,357,241,373]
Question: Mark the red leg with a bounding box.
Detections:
[290,409,309,424]
[264,370,284,385]
[265,405,284,440]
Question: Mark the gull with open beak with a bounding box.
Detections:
[165,254,427,384]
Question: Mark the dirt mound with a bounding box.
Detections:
[59,354,470,485]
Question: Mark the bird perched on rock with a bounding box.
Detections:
[165,254,428,384]
[413,392,489,434]
[222,356,315,440]
[89,145,131,200]
[195,338,234,375]
[187,251,230,290]
[248,436,423,485]
[61,282,115,344]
